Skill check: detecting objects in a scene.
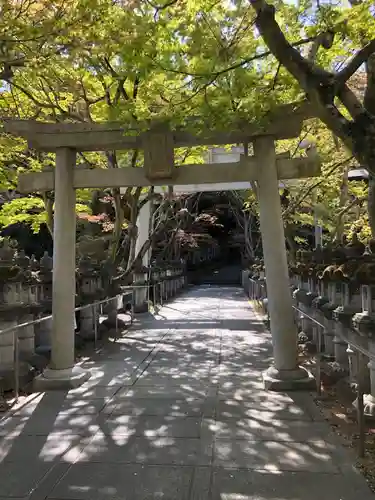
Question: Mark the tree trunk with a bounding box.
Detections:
[125,187,142,271]
[243,211,254,262]
[335,167,349,243]
[43,193,54,238]
[111,188,124,262]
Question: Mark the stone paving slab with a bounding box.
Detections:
[0,497,27,500]
[0,412,99,437]
[76,434,214,466]
[205,417,334,442]
[106,397,217,418]
[210,468,372,500]
[217,388,301,402]
[0,461,54,497]
[47,464,211,500]
[0,285,373,499]
[215,400,312,421]
[133,374,213,387]
[213,438,340,473]
[11,396,109,417]
[114,383,212,399]
[98,414,204,438]
[0,433,86,463]
[64,383,125,399]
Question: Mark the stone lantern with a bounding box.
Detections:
[133,261,149,313]
[159,263,167,302]
[166,265,173,299]
[15,250,41,362]
[0,241,31,390]
[333,282,361,385]
[311,263,330,351]
[292,251,314,343]
[320,272,342,359]
[169,263,177,297]
[97,257,120,331]
[242,268,251,294]
[180,258,187,289]
[150,264,161,305]
[175,261,182,294]
[77,255,102,341]
[330,242,363,383]
[174,260,183,293]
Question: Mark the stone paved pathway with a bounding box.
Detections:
[0,286,373,499]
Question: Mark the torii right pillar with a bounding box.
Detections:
[254,137,314,390]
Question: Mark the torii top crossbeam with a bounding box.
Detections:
[2,100,320,192]
[4,101,310,151]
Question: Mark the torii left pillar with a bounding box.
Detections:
[34,148,90,390]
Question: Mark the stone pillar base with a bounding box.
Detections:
[33,366,90,391]
[263,366,315,391]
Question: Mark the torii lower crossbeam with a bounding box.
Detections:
[17,155,319,192]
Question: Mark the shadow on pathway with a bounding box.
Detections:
[0,286,373,500]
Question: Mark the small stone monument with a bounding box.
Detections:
[77,255,102,341]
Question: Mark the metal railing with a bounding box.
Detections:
[247,277,269,320]
[293,303,369,458]
[245,276,369,459]
[0,275,186,404]
[0,293,131,403]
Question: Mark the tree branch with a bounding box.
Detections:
[249,0,356,154]
[145,0,178,11]
[282,156,354,218]
[364,54,375,115]
[113,79,128,105]
[133,75,140,100]
[152,36,316,79]
[337,39,375,84]
[330,196,366,239]
[249,0,332,91]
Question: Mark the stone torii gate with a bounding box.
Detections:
[4,102,320,391]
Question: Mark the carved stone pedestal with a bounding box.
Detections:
[133,269,149,314]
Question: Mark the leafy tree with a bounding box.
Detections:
[248,0,375,234]
[1,0,372,261]
[1,0,216,266]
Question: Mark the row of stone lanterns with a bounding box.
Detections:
[188,245,220,266]
[0,238,189,391]
[244,239,375,419]
[0,241,127,391]
[76,255,105,341]
[133,260,187,312]
[0,242,44,389]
